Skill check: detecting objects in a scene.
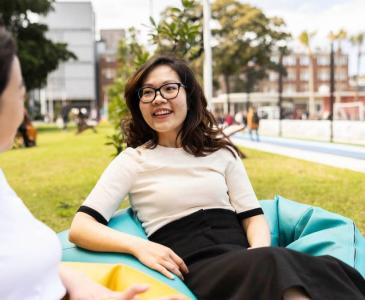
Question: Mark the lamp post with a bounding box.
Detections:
[278,51,284,137]
[203,0,213,110]
[329,39,335,143]
[277,41,288,137]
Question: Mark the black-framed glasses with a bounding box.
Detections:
[138,82,186,103]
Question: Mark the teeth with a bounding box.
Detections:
[154,110,171,116]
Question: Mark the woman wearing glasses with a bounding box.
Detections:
[70,56,365,300]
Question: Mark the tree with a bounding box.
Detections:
[212,0,290,111]
[0,0,76,91]
[298,31,316,118]
[107,28,150,156]
[274,43,290,136]
[149,0,203,62]
[350,32,364,101]
[149,0,204,82]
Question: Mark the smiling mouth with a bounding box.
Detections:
[152,109,173,117]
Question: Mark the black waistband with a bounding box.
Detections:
[149,209,249,262]
[150,209,239,238]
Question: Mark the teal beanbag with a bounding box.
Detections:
[59,209,197,299]
[261,195,365,278]
[58,195,365,297]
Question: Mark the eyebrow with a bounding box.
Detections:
[142,80,179,88]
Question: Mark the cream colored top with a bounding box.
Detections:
[82,145,261,236]
[0,169,66,300]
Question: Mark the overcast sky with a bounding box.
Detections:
[60,0,365,75]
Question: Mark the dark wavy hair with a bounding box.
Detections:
[123,55,243,158]
[0,26,17,99]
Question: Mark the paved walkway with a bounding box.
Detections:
[230,132,365,174]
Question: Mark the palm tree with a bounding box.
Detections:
[298,31,316,118]
[350,32,365,101]
[333,29,347,92]
[335,29,347,53]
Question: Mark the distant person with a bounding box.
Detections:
[76,108,97,134]
[242,110,248,128]
[61,102,71,130]
[247,107,260,141]
[0,26,182,300]
[17,108,36,147]
[225,110,247,137]
[223,113,234,127]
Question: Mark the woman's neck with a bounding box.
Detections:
[157,133,182,148]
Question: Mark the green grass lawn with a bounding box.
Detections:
[1,123,364,234]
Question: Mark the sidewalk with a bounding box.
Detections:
[231,132,365,174]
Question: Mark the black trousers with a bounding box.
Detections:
[149,209,365,300]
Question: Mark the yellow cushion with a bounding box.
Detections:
[62,262,187,299]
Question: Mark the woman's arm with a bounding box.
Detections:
[69,212,188,280]
[242,214,271,248]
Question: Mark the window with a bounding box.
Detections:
[319,70,329,81]
[335,55,347,66]
[105,55,116,63]
[103,68,116,79]
[300,55,310,65]
[317,56,329,66]
[284,83,296,93]
[335,71,347,81]
[300,70,309,81]
[301,83,308,92]
[287,70,296,81]
[283,55,297,66]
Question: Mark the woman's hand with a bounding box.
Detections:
[61,265,186,300]
[68,282,185,300]
[67,283,149,300]
[131,239,189,280]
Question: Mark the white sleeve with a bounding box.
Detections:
[225,153,263,218]
[80,147,141,223]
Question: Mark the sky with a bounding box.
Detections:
[60,0,365,75]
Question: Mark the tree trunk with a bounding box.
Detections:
[224,74,231,114]
[278,53,284,136]
[355,48,362,102]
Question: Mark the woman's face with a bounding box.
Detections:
[0,56,25,152]
[139,65,188,146]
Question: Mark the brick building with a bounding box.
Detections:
[96,29,125,119]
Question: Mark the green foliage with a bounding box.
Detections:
[212,0,291,97]
[149,0,203,61]
[106,28,150,155]
[0,0,76,90]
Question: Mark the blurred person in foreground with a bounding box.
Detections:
[0,26,183,300]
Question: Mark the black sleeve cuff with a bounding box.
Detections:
[77,205,108,225]
[237,208,264,220]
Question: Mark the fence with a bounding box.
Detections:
[260,120,365,145]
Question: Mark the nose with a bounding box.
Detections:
[152,90,167,105]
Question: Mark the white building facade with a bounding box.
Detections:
[39,1,96,120]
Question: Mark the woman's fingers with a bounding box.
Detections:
[161,260,184,280]
[153,263,175,280]
[169,252,189,274]
[112,284,150,300]
[152,296,186,300]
